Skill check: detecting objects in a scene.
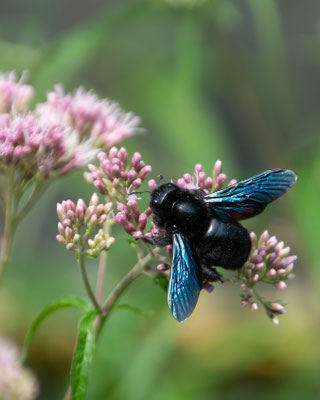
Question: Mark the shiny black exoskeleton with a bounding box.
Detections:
[140,169,296,322]
[143,183,251,283]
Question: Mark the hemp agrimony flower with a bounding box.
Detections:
[36,86,140,147]
[84,147,152,202]
[0,337,38,400]
[0,71,140,282]
[239,230,297,324]
[56,193,114,256]
[0,71,33,113]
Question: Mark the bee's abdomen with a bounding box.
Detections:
[193,217,251,270]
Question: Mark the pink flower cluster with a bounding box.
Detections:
[0,113,97,177]
[0,337,38,400]
[176,160,230,193]
[0,71,33,113]
[37,86,140,147]
[56,193,115,256]
[240,230,297,324]
[114,196,152,238]
[0,71,141,182]
[84,147,152,201]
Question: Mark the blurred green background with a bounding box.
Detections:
[1,0,320,399]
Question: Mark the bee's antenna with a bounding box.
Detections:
[128,190,151,196]
[157,175,164,184]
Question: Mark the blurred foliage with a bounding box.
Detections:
[1,0,320,399]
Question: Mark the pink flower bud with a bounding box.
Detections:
[128,169,138,184]
[177,178,186,188]
[254,262,265,271]
[114,212,128,226]
[250,232,257,248]
[252,274,259,283]
[133,231,143,238]
[138,213,147,231]
[270,303,286,313]
[277,268,287,276]
[62,219,72,228]
[58,222,65,235]
[107,237,115,247]
[204,177,213,189]
[203,282,214,293]
[213,160,222,178]
[109,146,118,159]
[251,302,258,311]
[56,234,66,244]
[183,173,193,183]
[215,173,227,187]
[104,202,113,214]
[148,179,157,191]
[93,180,107,194]
[284,255,297,265]
[57,203,65,220]
[240,300,249,307]
[66,243,74,250]
[132,178,142,188]
[131,152,142,168]
[89,214,98,226]
[89,193,99,206]
[65,227,73,241]
[118,147,127,163]
[124,222,136,235]
[276,281,287,289]
[228,179,237,186]
[157,263,168,271]
[267,268,277,277]
[198,171,206,183]
[139,165,152,180]
[195,163,203,173]
[258,230,269,247]
[272,316,279,325]
[95,204,104,216]
[98,240,107,249]
[286,263,294,273]
[66,200,75,211]
[98,214,107,225]
[279,246,291,258]
[88,164,98,172]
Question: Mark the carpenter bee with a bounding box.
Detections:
[141,169,297,322]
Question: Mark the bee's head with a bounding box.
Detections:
[149,183,180,216]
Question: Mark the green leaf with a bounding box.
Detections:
[21,295,92,361]
[70,311,96,400]
[153,275,169,293]
[112,303,152,318]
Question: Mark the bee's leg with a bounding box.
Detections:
[138,235,172,247]
[200,265,224,283]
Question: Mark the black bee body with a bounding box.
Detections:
[147,183,251,275]
[141,169,296,322]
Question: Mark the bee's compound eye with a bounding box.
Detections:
[150,198,160,210]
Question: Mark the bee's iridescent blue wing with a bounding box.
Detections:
[168,234,201,322]
[204,169,297,222]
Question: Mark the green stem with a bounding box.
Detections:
[95,218,113,303]
[16,180,48,223]
[0,173,15,282]
[95,249,158,338]
[78,252,101,313]
[252,288,266,308]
